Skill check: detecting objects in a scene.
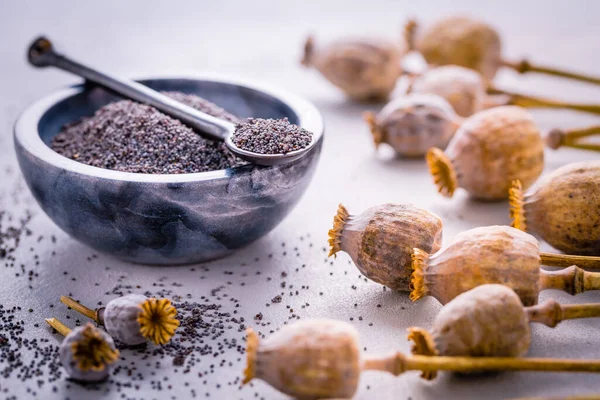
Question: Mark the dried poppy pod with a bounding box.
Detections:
[60,294,179,345]
[407,284,600,380]
[301,35,404,101]
[409,65,600,118]
[426,105,544,200]
[410,225,600,306]
[244,319,361,399]
[45,318,119,382]
[364,93,461,156]
[405,16,600,85]
[409,65,486,117]
[245,318,600,395]
[510,160,600,256]
[328,203,443,291]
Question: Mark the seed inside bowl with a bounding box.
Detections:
[51,91,247,174]
[232,118,313,155]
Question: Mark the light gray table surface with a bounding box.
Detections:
[1,1,600,399]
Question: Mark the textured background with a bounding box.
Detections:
[1,1,600,399]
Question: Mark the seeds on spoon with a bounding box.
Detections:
[407,284,600,379]
[45,318,119,382]
[426,105,544,200]
[60,294,179,345]
[301,35,404,101]
[364,93,460,156]
[410,225,600,306]
[328,203,443,291]
[231,118,313,155]
[510,160,600,255]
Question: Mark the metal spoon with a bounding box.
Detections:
[27,37,316,166]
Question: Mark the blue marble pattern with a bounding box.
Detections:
[14,77,324,265]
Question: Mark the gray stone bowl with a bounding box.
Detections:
[14,75,324,265]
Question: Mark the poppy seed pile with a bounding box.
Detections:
[231,118,313,154]
[50,92,247,174]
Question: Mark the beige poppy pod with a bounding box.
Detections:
[243,319,361,399]
[301,35,404,101]
[414,16,502,81]
[328,203,443,291]
[426,105,545,200]
[364,93,461,157]
[408,284,600,379]
[410,65,486,117]
[510,160,600,255]
[410,225,600,307]
[405,17,600,86]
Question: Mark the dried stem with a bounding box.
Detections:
[502,59,600,86]
[540,265,600,296]
[488,86,600,116]
[526,298,600,328]
[540,253,600,270]
[546,126,600,152]
[243,327,259,384]
[45,317,72,337]
[426,148,457,198]
[363,351,600,380]
[60,296,99,322]
[301,35,315,67]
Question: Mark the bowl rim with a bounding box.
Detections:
[14,73,324,183]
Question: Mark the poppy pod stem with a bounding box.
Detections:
[488,86,600,116]
[426,148,457,198]
[540,265,600,295]
[45,317,72,337]
[364,112,384,149]
[540,253,600,270]
[501,59,600,86]
[327,204,350,257]
[546,126,600,152]
[60,296,101,323]
[525,298,600,328]
[363,351,600,380]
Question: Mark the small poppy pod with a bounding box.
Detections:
[409,65,486,117]
[244,319,361,399]
[407,284,528,379]
[411,225,541,306]
[510,160,600,255]
[46,320,120,382]
[364,93,460,157]
[407,284,600,380]
[412,16,502,81]
[301,35,404,101]
[411,225,600,306]
[61,294,180,346]
[426,105,545,200]
[328,203,443,291]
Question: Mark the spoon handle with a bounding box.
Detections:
[27,36,234,141]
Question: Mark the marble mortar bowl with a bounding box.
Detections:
[14,75,324,265]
